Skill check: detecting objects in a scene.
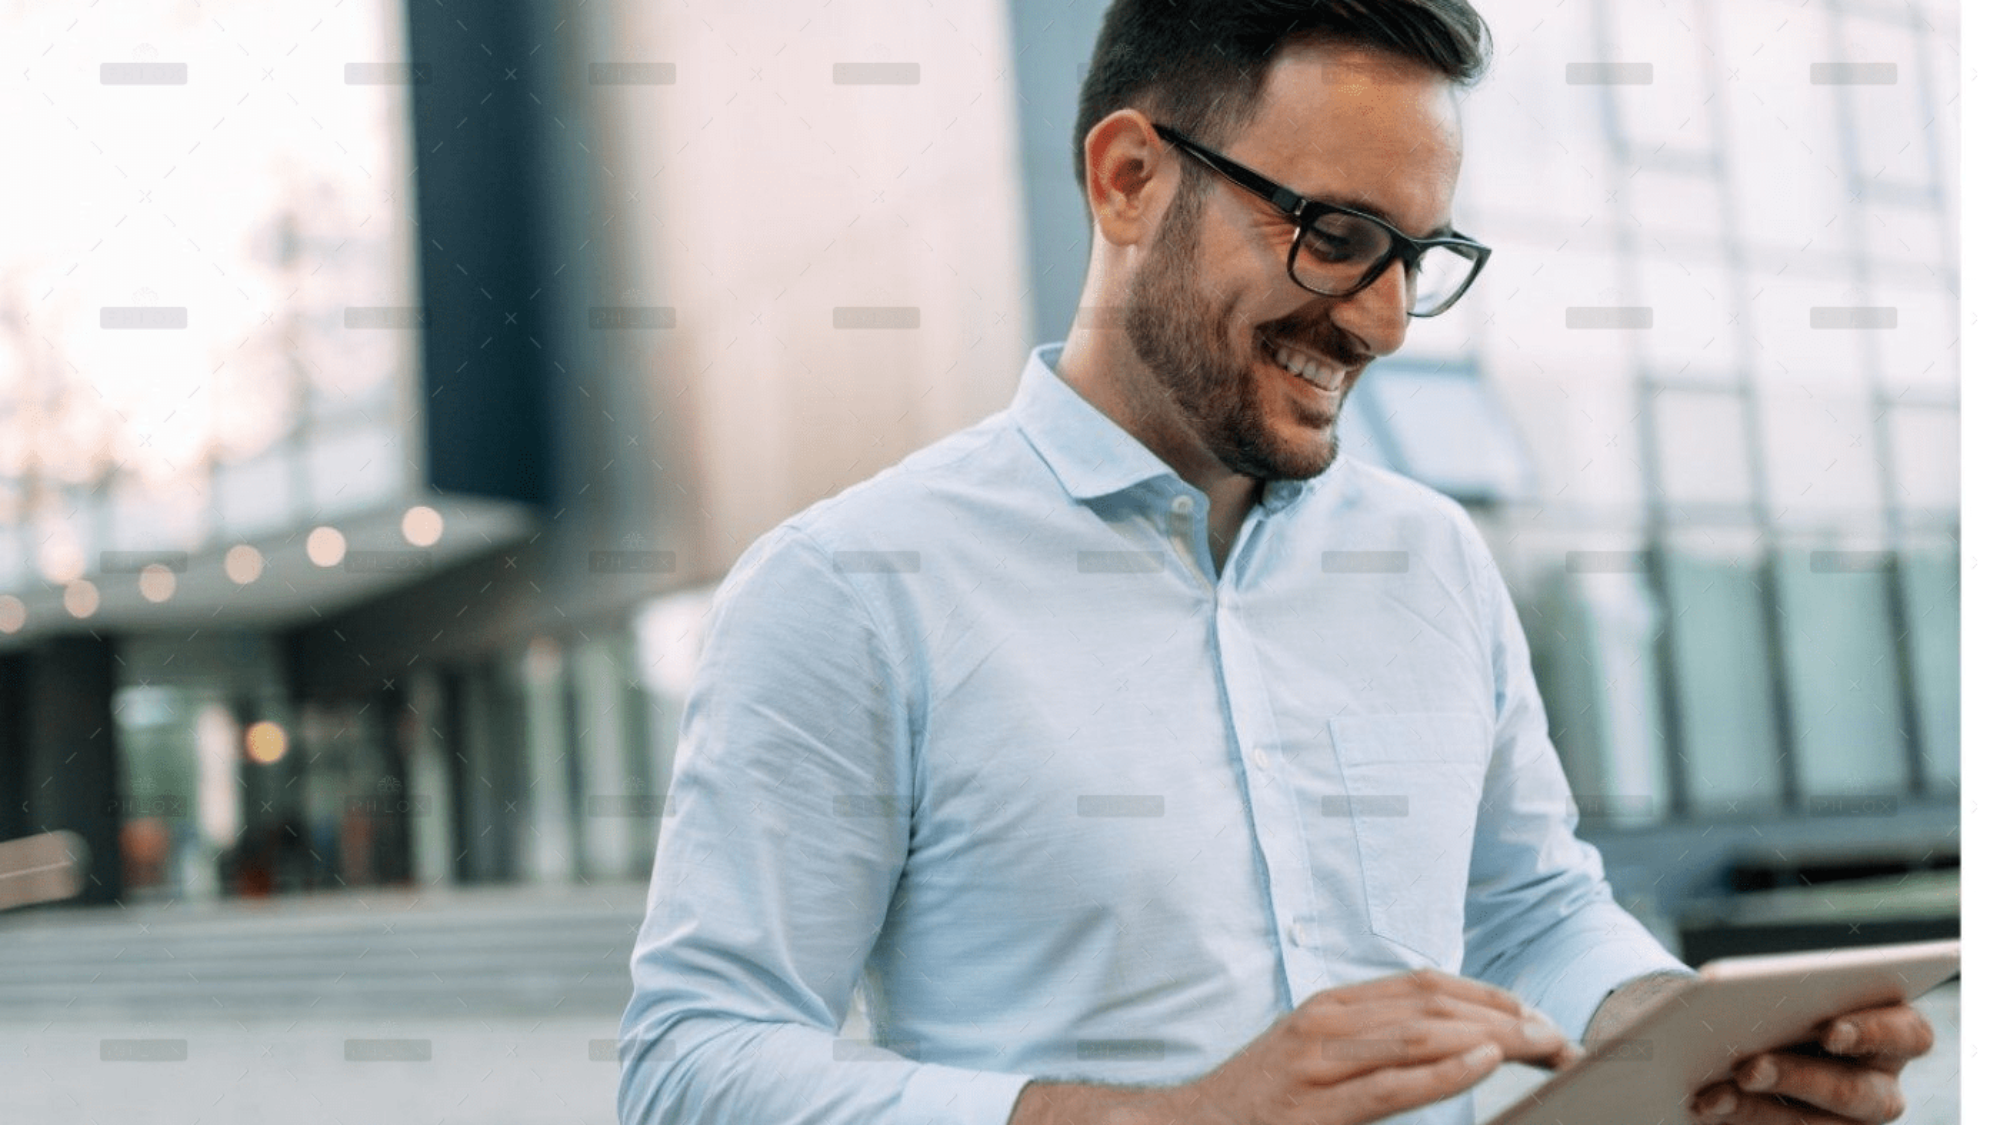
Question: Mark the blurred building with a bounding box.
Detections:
[1478,0,1960,957]
[0,0,1958,956]
[0,0,1031,904]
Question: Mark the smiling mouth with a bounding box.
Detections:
[1258,334,1346,393]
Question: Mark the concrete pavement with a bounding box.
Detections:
[0,885,1961,1124]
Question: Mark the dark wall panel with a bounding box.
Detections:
[405,0,560,505]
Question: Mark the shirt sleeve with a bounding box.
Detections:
[618,526,1037,1125]
[1456,530,1695,1042]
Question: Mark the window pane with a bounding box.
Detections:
[109,685,203,900]
[1335,389,1391,469]
[1626,167,1726,260]
[33,502,98,587]
[1887,405,1958,512]
[1717,2,1848,257]
[306,424,403,517]
[1661,545,1785,814]
[1758,389,1884,520]
[1774,547,1910,799]
[1873,282,1959,403]
[1638,255,1741,379]
[1502,245,1635,374]
[1861,201,1948,269]
[1913,0,1958,30]
[1833,18,1936,194]
[1605,0,1715,156]
[1532,372,1648,511]
[1462,0,1607,227]
[1748,272,1871,392]
[215,447,298,539]
[1359,361,1533,504]
[1923,21,1961,240]
[1479,347,1646,512]
[1538,566,1671,827]
[0,0,420,596]
[1655,389,1754,506]
[0,526,24,590]
[109,475,209,555]
[1900,546,1959,790]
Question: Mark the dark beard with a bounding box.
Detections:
[1122,182,1347,482]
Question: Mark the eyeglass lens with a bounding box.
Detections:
[1295,213,1479,314]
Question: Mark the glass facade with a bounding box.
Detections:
[1443,0,1960,828]
[0,0,423,603]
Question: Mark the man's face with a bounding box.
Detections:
[1122,41,1464,482]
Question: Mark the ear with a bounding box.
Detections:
[1082,109,1177,249]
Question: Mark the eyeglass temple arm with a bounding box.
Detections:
[1154,124,1310,218]
[1167,130,1478,253]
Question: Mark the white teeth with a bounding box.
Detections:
[1266,339,1339,392]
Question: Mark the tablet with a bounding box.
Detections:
[1481,938,1960,1125]
[0,830,87,911]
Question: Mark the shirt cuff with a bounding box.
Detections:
[1508,907,1695,1042]
[897,1062,1038,1125]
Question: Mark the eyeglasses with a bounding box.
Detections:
[1153,123,1491,318]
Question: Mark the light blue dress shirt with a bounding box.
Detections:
[620,344,1690,1125]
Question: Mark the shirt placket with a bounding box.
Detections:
[1184,500,1321,1007]
[1162,492,1210,588]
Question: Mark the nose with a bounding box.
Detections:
[1335,259,1412,358]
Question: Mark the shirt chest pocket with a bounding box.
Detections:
[1327,713,1491,968]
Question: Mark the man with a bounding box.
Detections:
[620,2,1935,1123]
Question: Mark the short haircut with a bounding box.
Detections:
[1073,0,1492,190]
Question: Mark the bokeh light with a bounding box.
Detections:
[401,505,444,547]
[224,544,265,585]
[244,720,288,765]
[306,526,347,568]
[37,533,86,585]
[138,563,176,603]
[63,580,100,619]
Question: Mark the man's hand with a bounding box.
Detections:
[1009,969,1581,1125]
[1157,968,1580,1125]
[1688,1002,1935,1125]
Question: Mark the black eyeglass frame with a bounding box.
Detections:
[1152,122,1491,318]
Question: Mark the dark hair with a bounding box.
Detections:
[1072,0,1492,190]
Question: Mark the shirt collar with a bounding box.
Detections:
[1010,343,1334,514]
[1011,344,1180,502]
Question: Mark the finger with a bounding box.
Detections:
[1305,968,1534,1020]
[1302,980,1559,1049]
[1690,1085,1867,1125]
[1311,994,1573,1057]
[1310,1007,1576,1080]
[1818,1003,1937,1066]
[1320,1043,1505,1125]
[1729,1051,1905,1123]
[1318,991,1545,1034]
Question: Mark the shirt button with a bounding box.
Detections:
[1288,919,1307,947]
[1252,748,1271,771]
[1170,494,1195,515]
